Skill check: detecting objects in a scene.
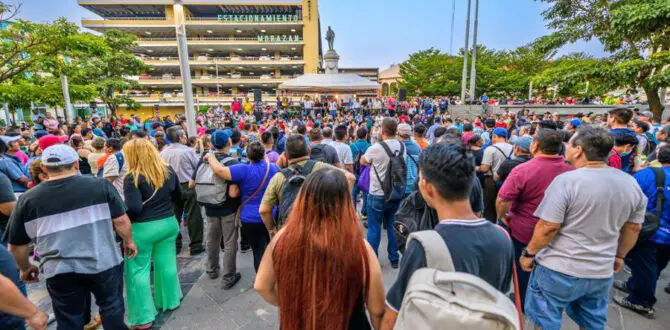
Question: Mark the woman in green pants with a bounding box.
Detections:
[123,139,183,329]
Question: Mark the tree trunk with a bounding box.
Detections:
[645,86,664,120]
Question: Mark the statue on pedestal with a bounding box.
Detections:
[326,26,335,51]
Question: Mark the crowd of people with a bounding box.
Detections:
[0,100,667,330]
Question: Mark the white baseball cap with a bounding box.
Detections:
[41,144,78,166]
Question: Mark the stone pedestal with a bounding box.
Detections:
[323,49,340,74]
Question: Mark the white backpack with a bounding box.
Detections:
[394,231,522,330]
[195,155,235,206]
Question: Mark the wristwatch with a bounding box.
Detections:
[521,248,536,258]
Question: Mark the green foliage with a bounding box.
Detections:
[399,43,554,98]
[537,0,670,116]
[77,29,151,116]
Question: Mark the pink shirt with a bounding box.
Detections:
[498,156,574,244]
[13,150,29,165]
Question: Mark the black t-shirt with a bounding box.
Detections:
[0,172,16,231]
[496,155,531,182]
[192,152,241,217]
[309,143,340,166]
[386,219,513,311]
[124,168,181,223]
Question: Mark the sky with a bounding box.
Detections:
[10,0,607,70]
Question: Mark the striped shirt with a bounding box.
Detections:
[5,176,126,279]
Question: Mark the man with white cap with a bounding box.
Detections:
[5,144,137,329]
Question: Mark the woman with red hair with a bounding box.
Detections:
[255,168,386,329]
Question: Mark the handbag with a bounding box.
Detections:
[234,162,271,228]
[639,167,664,243]
[357,165,370,193]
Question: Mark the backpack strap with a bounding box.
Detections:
[494,224,524,330]
[651,167,666,218]
[406,231,455,272]
[491,145,512,160]
[302,160,317,175]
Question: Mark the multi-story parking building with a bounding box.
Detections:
[79,0,322,117]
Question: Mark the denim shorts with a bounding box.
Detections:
[525,264,613,330]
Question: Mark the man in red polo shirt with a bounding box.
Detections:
[496,128,574,308]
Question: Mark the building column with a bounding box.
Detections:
[301,0,319,73]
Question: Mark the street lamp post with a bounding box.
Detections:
[173,0,196,137]
[468,0,479,103]
[460,0,472,103]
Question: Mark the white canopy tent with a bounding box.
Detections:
[278,73,381,94]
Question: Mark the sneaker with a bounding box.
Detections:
[612,296,654,319]
[390,260,399,269]
[222,273,242,290]
[207,269,219,280]
[613,279,629,293]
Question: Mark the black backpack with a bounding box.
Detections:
[352,144,363,176]
[277,160,318,227]
[373,141,407,202]
[309,144,329,164]
[392,191,438,253]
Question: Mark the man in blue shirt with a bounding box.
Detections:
[613,144,670,318]
[426,117,442,143]
[397,124,420,198]
[0,137,28,194]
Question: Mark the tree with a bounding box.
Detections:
[0,1,21,23]
[537,0,670,117]
[399,48,462,97]
[532,53,613,99]
[79,30,151,117]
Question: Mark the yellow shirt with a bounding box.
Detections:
[243,101,253,114]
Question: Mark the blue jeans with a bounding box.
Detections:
[0,245,25,330]
[47,263,128,330]
[330,110,337,119]
[366,195,400,262]
[525,264,612,330]
[625,241,670,308]
[352,181,368,216]
[0,229,26,296]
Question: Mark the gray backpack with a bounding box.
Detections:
[195,155,235,206]
[394,231,521,330]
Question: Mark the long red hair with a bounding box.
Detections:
[274,168,369,330]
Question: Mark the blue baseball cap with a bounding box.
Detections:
[510,136,532,152]
[492,127,508,139]
[211,130,231,149]
[570,119,582,128]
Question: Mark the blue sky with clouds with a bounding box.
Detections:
[12,0,606,69]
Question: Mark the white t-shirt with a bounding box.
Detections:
[103,153,128,200]
[482,142,514,176]
[364,139,406,196]
[331,141,353,165]
[534,167,647,279]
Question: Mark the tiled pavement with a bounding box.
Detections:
[28,227,670,329]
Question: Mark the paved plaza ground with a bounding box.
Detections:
[27,227,670,330]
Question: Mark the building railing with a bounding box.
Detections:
[140,56,304,61]
[138,36,302,42]
[83,17,166,21]
[138,75,298,80]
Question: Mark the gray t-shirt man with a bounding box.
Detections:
[534,167,647,279]
[331,141,354,166]
[364,139,406,196]
[482,142,514,176]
